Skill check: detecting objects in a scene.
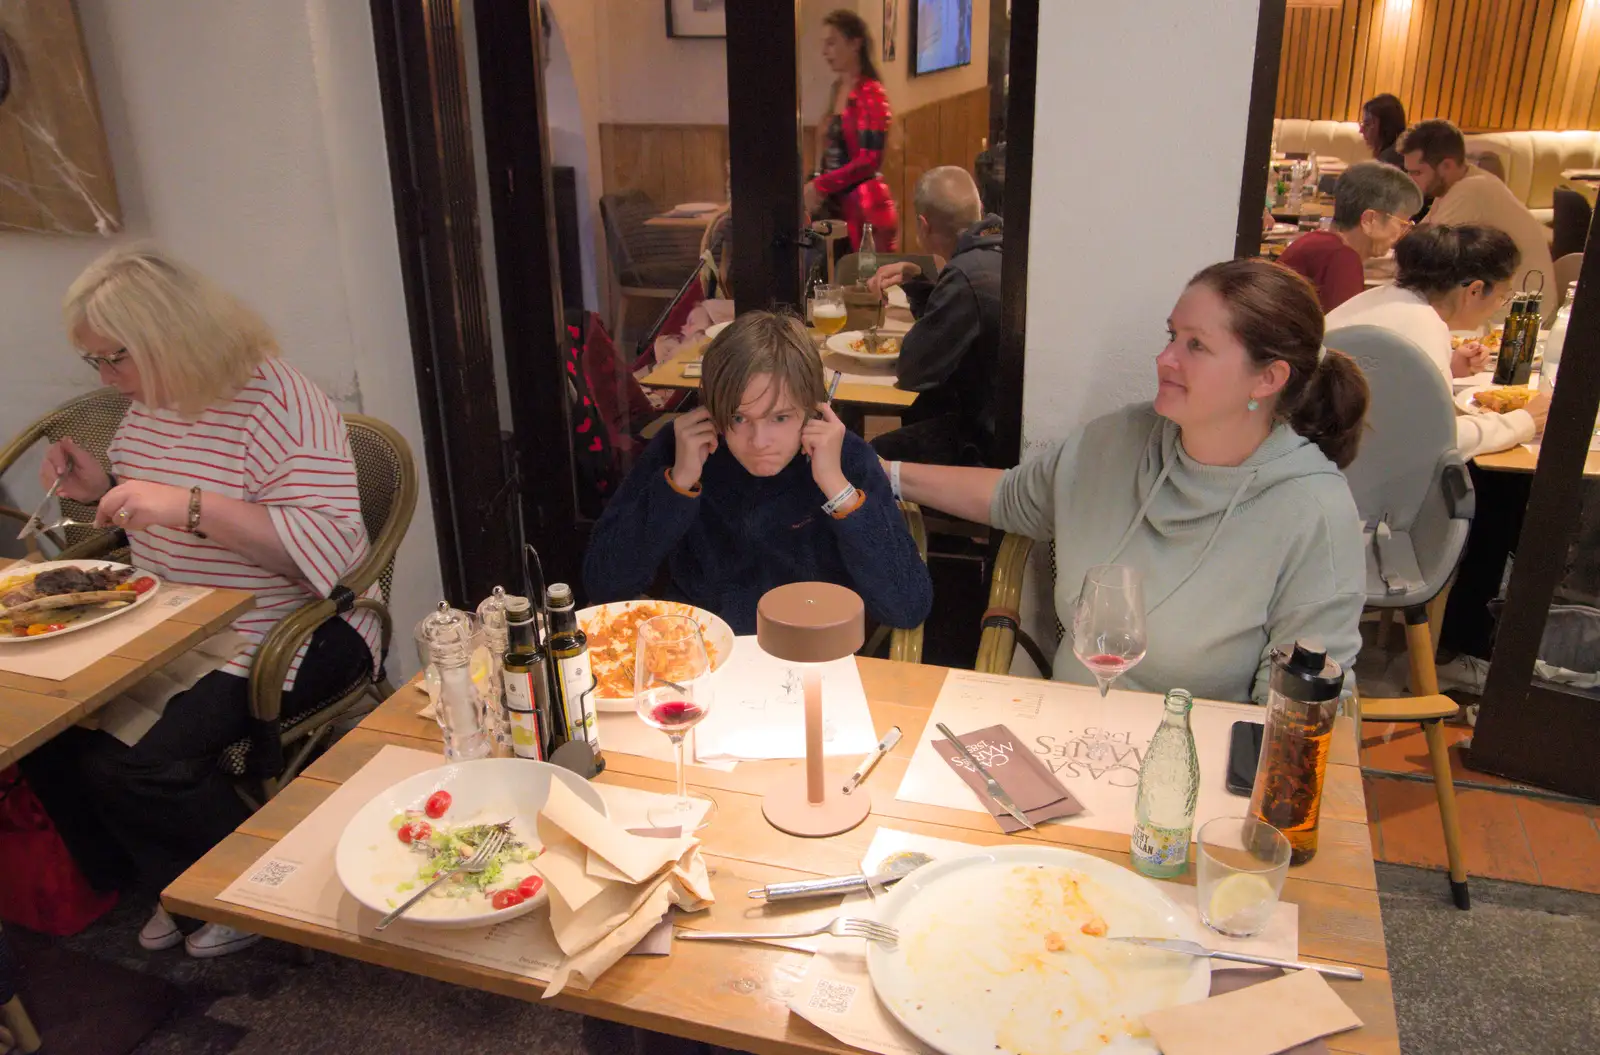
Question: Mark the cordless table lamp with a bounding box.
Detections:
[756,581,872,837]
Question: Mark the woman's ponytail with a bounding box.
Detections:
[1288,348,1369,469]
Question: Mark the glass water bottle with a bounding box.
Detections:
[1249,641,1343,866]
[1131,689,1200,879]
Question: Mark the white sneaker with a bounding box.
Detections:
[1435,655,1490,695]
[139,905,183,951]
[184,922,261,959]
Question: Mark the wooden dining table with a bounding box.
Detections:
[1560,170,1599,206]
[1474,444,1600,477]
[0,557,256,768]
[164,659,1399,1055]
[639,334,919,414]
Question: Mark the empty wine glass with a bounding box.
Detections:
[635,615,717,830]
[1072,564,1148,697]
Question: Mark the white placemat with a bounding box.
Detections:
[0,583,215,681]
[894,670,1262,839]
[828,367,901,388]
[218,744,709,988]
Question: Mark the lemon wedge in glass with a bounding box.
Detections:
[1207,872,1276,928]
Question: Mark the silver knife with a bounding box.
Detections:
[934,722,1036,831]
[16,464,68,541]
[1110,937,1364,980]
[747,872,906,901]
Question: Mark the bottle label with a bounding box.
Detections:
[503,671,545,761]
[1131,822,1191,868]
[557,654,600,752]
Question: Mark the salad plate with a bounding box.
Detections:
[335,758,606,928]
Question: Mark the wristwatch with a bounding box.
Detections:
[186,486,208,539]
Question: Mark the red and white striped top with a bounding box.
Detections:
[108,358,381,687]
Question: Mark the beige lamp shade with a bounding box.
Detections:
[756,582,865,663]
[756,582,871,837]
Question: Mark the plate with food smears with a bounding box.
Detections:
[867,844,1210,1055]
[0,560,161,642]
[578,601,735,711]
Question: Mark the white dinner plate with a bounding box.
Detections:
[826,330,902,364]
[671,202,721,214]
[334,758,605,929]
[704,321,731,341]
[867,844,1211,1055]
[0,560,162,643]
[578,600,736,712]
[1456,383,1538,417]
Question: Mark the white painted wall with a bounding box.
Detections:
[0,0,443,677]
[1013,0,1262,673]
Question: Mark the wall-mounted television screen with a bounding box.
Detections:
[911,0,973,77]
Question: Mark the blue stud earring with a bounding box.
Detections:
[1247,398,1260,412]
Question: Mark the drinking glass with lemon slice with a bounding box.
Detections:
[1196,816,1292,937]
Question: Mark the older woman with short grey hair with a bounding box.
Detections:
[1279,161,1422,311]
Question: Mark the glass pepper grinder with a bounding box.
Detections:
[420,602,492,761]
[476,586,514,756]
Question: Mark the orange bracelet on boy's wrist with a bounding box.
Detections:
[664,469,702,497]
[829,488,866,519]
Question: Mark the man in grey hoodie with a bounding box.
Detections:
[886,260,1368,703]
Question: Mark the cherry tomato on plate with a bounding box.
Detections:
[517,875,544,900]
[397,821,432,845]
[424,790,452,819]
[129,576,157,595]
[491,889,526,911]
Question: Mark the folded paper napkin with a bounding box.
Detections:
[1144,968,1361,1055]
[932,724,1084,832]
[534,780,713,996]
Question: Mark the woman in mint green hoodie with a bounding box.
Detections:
[888,260,1369,703]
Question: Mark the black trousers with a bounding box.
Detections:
[21,616,372,895]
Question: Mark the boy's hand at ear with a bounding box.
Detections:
[671,407,719,492]
[802,402,850,499]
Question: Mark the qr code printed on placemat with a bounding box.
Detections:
[808,978,857,1015]
[248,859,299,887]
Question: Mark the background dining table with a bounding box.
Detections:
[0,557,255,769]
[164,659,1400,1055]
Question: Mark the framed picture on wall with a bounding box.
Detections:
[665,0,724,39]
[883,0,899,62]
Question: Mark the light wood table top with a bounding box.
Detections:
[639,336,919,412]
[1474,444,1600,477]
[645,207,726,229]
[0,557,255,768]
[164,659,1398,1055]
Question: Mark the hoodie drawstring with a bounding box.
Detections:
[1104,461,1173,567]
[1143,471,1257,613]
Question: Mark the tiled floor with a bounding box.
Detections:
[1362,720,1600,894]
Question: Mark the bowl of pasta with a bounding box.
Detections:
[577,600,736,712]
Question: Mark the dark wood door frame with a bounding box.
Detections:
[1236,0,1288,260]
[1469,212,1600,799]
[369,0,525,606]
[991,0,1037,467]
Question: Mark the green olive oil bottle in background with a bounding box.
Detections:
[501,595,555,761]
[545,583,604,773]
[1130,689,1200,878]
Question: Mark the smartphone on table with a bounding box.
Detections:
[1225,720,1265,796]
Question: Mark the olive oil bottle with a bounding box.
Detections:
[501,595,555,761]
[545,583,604,772]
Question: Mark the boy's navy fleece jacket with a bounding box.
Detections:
[583,423,933,634]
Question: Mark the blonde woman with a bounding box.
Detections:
[20,245,378,958]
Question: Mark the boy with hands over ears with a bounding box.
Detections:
[584,311,931,634]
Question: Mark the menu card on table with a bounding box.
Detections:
[0,583,214,680]
[217,745,710,991]
[895,670,1262,838]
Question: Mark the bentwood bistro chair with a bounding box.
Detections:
[0,393,417,806]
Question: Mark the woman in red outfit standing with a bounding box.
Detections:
[806,9,898,251]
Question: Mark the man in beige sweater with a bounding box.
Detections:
[1399,119,1556,315]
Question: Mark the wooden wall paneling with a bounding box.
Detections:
[1558,0,1599,129]
[899,103,941,250]
[1515,0,1554,129]
[1330,0,1360,118]
[1530,0,1571,128]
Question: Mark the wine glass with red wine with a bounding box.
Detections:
[635,614,716,829]
[1071,564,1147,697]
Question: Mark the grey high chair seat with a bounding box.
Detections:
[1328,323,1476,909]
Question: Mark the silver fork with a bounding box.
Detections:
[21,517,95,539]
[674,916,898,946]
[375,826,509,930]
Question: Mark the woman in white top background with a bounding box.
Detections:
[1325,224,1549,458]
[20,246,378,959]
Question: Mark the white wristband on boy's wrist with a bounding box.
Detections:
[888,461,903,502]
